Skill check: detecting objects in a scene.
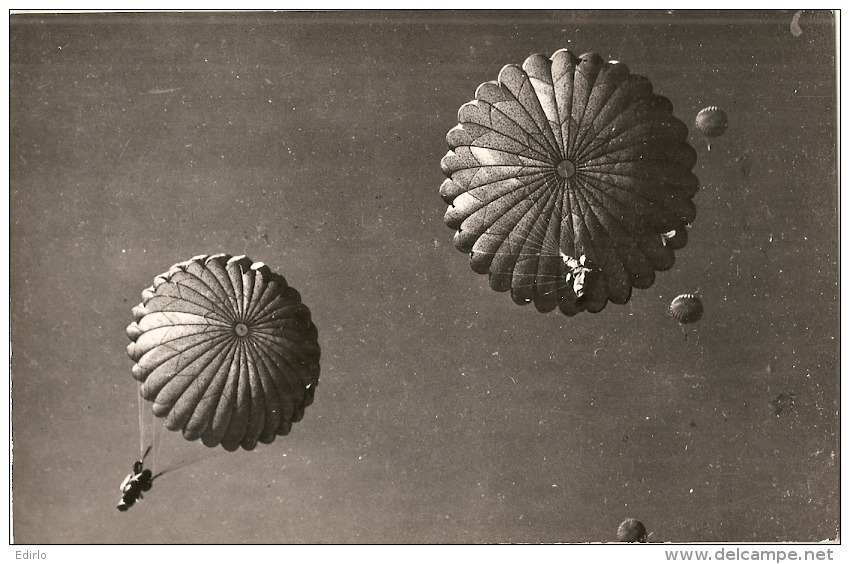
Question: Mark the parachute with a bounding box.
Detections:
[694,106,728,151]
[695,106,728,138]
[669,292,703,340]
[440,49,699,315]
[617,518,648,543]
[669,293,703,324]
[126,254,321,452]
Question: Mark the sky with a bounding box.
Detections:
[8,10,839,545]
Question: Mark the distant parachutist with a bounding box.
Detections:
[695,106,728,151]
[117,446,155,512]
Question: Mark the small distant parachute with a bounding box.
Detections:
[695,106,728,150]
[440,49,699,316]
[695,106,728,137]
[669,293,703,323]
[617,518,648,542]
[669,293,703,339]
[126,254,321,452]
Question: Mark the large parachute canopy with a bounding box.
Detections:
[126,254,321,452]
[440,49,700,315]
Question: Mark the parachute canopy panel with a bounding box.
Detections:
[126,254,321,452]
[440,49,700,316]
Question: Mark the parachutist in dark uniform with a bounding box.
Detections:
[118,446,154,512]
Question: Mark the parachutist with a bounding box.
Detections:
[117,446,154,512]
[561,253,598,300]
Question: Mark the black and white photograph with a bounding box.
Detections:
[7,8,841,551]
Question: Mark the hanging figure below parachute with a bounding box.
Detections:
[560,253,599,304]
[117,446,158,511]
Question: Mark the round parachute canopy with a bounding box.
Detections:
[669,293,703,324]
[695,106,728,138]
[617,518,648,543]
[126,254,321,452]
[440,49,699,316]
